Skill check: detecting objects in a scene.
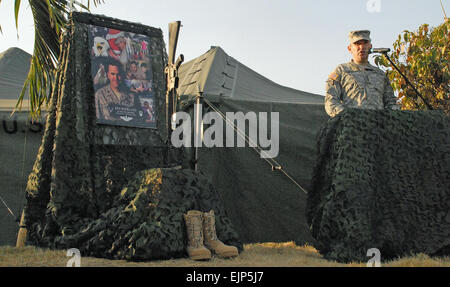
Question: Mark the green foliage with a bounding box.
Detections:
[3,0,104,118]
[374,20,449,114]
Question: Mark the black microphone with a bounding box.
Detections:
[370,48,391,54]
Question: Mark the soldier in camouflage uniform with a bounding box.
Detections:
[95,58,135,121]
[325,30,400,117]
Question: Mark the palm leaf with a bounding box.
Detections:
[13,0,103,118]
[14,0,21,33]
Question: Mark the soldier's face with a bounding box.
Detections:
[116,38,126,50]
[107,65,120,89]
[348,40,372,64]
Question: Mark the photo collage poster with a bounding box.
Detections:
[89,24,157,128]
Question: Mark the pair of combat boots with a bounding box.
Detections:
[183,210,238,260]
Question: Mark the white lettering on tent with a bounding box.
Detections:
[171,104,280,159]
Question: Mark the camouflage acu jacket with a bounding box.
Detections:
[95,85,135,121]
[325,60,400,117]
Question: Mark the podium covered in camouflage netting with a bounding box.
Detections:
[307,109,450,263]
[22,12,242,260]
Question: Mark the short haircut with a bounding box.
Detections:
[104,57,124,76]
[103,57,126,90]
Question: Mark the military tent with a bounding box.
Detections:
[0,47,45,246]
[176,46,329,244]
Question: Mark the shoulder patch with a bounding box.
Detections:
[328,72,339,81]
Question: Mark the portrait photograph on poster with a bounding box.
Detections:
[88,24,156,128]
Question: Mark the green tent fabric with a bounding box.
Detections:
[21,13,242,260]
[0,47,46,246]
[0,47,31,101]
[177,46,324,107]
[177,46,329,244]
[0,111,45,246]
[307,109,450,263]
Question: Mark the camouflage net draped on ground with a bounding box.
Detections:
[307,109,450,263]
[56,168,242,260]
[22,13,242,261]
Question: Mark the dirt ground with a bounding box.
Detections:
[1,241,449,267]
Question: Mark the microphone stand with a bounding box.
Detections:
[379,51,433,110]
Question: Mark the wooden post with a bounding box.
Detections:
[16,210,27,247]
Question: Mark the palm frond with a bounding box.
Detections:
[14,0,21,30]
[14,0,103,118]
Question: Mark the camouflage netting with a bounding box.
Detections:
[307,109,450,263]
[22,12,242,260]
[47,168,241,260]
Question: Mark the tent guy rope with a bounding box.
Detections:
[0,194,16,221]
[202,97,309,195]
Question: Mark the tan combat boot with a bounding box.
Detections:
[202,210,239,258]
[183,210,211,260]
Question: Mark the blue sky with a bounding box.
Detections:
[0,0,447,95]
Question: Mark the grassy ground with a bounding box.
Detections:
[1,242,449,267]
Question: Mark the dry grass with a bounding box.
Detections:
[1,242,449,267]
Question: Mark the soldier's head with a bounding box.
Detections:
[347,30,372,65]
[129,61,138,73]
[115,36,127,51]
[105,58,124,90]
